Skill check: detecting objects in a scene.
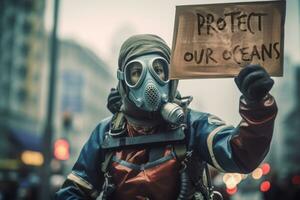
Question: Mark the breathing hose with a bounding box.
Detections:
[177,169,190,200]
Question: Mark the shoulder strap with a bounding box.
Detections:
[101,151,114,173]
[109,112,126,137]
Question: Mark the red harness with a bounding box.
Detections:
[109,125,181,200]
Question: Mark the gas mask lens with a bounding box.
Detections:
[125,61,144,87]
[152,58,169,81]
[152,58,169,82]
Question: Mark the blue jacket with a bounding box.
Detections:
[56,95,277,199]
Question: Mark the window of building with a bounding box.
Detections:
[21,43,30,57]
[23,20,32,34]
[22,0,34,12]
[18,65,27,79]
[7,14,16,27]
[18,88,28,103]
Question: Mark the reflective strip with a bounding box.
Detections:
[239,120,249,127]
[206,125,233,172]
[67,172,93,190]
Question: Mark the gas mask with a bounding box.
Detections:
[119,54,170,112]
[118,53,185,125]
[116,34,188,126]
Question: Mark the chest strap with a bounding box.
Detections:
[101,126,185,150]
[111,151,176,171]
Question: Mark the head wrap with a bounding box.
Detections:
[118,34,171,71]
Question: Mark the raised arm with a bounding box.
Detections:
[190,65,277,173]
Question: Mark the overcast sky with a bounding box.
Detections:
[45,0,300,125]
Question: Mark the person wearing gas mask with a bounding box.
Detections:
[56,34,277,200]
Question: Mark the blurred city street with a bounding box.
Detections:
[0,0,299,199]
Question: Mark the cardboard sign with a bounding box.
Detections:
[170,1,285,79]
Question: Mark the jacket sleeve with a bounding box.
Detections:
[55,120,109,199]
[190,94,277,174]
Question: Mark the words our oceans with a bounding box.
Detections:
[183,11,280,65]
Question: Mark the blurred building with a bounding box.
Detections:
[0,0,46,199]
[0,0,45,138]
[0,0,114,197]
[269,59,300,177]
[281,65,300,175]
[48,39,114,173]
[256,60,300,200]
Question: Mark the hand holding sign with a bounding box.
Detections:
[235,65,274,103]
[170,1,285,79]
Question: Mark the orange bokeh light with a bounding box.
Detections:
[54,139,70,160]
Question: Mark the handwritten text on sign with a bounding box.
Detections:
[170,1,285,79]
